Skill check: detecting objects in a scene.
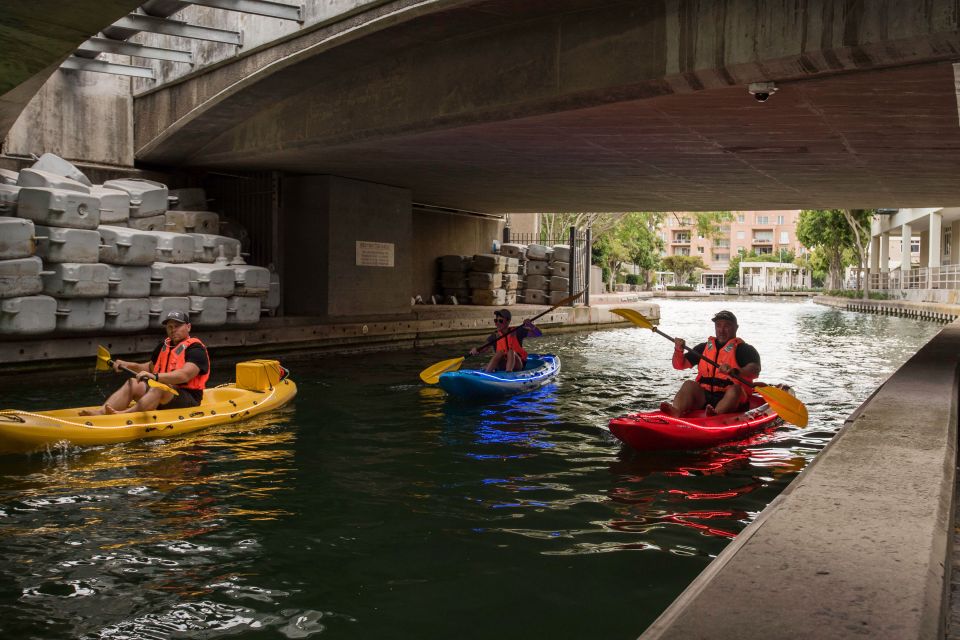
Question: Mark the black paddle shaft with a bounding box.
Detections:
[653,326,758,389]
[474,291,583,354]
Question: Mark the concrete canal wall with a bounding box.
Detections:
[0,301,655,372]
[640,319,960,639]
[816,295,960,322]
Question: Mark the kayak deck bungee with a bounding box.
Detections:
[0,359,296,455]
[438,354,560,398]
[608,394,783,451]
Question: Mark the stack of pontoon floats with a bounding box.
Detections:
[0,153,280,336]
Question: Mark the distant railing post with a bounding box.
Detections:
[568,225,576,303]
[503,225,511,244]
[585,227,592,306]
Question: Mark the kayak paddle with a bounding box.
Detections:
[419,290,584,384]
[610,308,809,427]
[96,345,180,396]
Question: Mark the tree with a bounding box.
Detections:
[796,210,858,290]
[839,209,876,299]
[662,255,708,286]
[581,212,664,290]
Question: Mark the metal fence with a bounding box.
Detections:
[504,226,592,306]
[870,264,960,291]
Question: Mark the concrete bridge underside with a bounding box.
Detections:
[136,0,960,212]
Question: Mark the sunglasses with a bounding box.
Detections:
[494,316,507,323]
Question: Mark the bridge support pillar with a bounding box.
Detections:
[281,175,412,317]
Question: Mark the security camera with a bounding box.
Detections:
[748,82,778,102]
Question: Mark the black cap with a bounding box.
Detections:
[494,308,511,321]
[161,310,190,325]
[711,310,737,324]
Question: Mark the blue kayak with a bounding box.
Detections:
[438,354,561,398]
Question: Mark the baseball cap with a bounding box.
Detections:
[161,310,190,325]
[494,308,512,321]
[711,310,737,324]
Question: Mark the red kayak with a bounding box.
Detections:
[608,394,782,451]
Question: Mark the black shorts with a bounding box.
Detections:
[158,390,201,411]
[704,389,749,411]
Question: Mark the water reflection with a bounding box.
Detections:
[0,300,945,639]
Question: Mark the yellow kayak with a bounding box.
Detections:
[0,359,297,455]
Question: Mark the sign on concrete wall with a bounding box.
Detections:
[356,241,394,267]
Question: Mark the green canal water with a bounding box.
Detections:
[0,300,944,639]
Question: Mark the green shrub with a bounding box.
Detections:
[625,274,641,285]
[666,285,694,291]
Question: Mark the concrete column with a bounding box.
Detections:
[869,235,881,273]
[738,263,743,290]
[879,232,890,273]
[761,264,768,291]
[281,175,412,317]
[928,212,942,268]
[901,224,912,272]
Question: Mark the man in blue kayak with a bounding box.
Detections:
[660,310,761,417]
[469,308,542,373]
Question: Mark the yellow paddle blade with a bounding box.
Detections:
[755,385,809,428]
[610,308,655,330]
[148,379,180,396]
[95,345,112,371]
[419,357,465,385]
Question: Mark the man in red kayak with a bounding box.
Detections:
[469,308,542,373]
[660,309,761,417]
[80,310,210,415]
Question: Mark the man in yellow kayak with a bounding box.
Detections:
[660,310,761,417]
[469,308,542,373]
[80,311,210,415]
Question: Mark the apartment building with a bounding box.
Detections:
[659,210,808,289]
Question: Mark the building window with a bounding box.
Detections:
[911,239,920,253]
[720,225,731,233]
[674,232,690,243]
[777,215,785,224]
[715,239,730,248]
[756,215,769,224]
[714,253,729,262]
[737,214,745,223]
[676,247,690,256]
[753,231,773,243]
[780,231,789,243]
[697,246,704,253]
[755,246,773,255]
[736,230,745,239]
[945,228,952,257]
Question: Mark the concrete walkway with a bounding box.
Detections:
[0,300,657,372]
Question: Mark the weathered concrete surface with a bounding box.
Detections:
[412,208,502,300]
[0,301,657,371]
[639,321,960,640]
[817,294,960,321]
[135,0,960,212]
[0,0,141,141]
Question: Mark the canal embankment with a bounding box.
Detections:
[816,294,960,321]
[639,317,960,639]
[0,300,657,373]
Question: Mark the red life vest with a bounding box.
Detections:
[695,337,749,400]
[495,329,527,361]
[155,336,210,392]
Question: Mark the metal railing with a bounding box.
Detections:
[869,264,960,290]
[504,226,592,306]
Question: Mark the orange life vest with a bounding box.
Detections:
[495,329,528,361]
[695,337,749,400]
[155,336,210,392]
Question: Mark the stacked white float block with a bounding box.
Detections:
[0,184,19,216]
[164,210,219,234]
[105,265,151,298]
[523,244,551,304]
[17,187,100,230]
[41,262,108,331]
[437,254,471,304]
[187,233,242,264]
[0,217,36,259]
[149,263,191,296]
[34,225,100,263]
[91,186,130,225]
[127,214,168,232]
[103,179,168,218]
[182,263,236,297]
[0,256,44,298]
[98,226,160,266]
[230,262,270,296]
[188,295,228,326]
[0,295,57,334]
[0,168,18,185]
[227,295,261,324]
[469,253,508,306]
[30,153,93,187]
[104,298,150,332]
[17,168,90,193]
